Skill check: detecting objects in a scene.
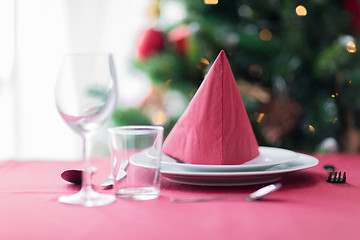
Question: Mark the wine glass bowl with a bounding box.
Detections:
[55,53,117,207]
[56,54,117,134]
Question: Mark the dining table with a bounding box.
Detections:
[0,152,359,240]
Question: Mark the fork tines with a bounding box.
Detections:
[326,171,346,183]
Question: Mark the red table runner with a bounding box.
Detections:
[0,154,359,240]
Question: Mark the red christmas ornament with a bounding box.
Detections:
[136,27,165,60]
[168,25,191,56]
[343,0,360,32]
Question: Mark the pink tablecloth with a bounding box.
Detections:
[0,154,359,240]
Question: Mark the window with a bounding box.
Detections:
[2,0,148,160]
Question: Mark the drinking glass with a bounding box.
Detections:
[55,53,117,206]
[108,126,164,200]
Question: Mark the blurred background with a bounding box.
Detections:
[1,0,360,160]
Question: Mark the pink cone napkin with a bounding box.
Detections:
[162,50,259,165]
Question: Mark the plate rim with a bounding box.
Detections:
[161,146,300,172]
[161,152,319,176]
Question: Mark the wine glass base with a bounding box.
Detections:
[59,189,115,207]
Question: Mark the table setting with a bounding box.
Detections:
[157,50,319,189]
[57,50,321,194]
[1,50,359,240]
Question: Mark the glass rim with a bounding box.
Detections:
[108,125,164,135]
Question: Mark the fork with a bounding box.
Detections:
[101,159,129,188]
[326,171,346,183]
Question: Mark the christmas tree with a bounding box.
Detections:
[112,0,360,153]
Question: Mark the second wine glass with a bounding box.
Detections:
[55,53,117,207]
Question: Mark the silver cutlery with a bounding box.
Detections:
[101,169,127,188]
[101,159,129,188]
[326,171,346,183]
[170,183,282,203]
[323,165,346,183]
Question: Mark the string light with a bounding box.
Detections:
[152,110,167,125]
[309,125,315,133]
[259,29,272,41]
[204,0,218,4]
[200,58,210,65]
[346,41,357,53]
[255,113,265,123]
[296,5,307,16]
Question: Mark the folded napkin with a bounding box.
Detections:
[162,50,259,165]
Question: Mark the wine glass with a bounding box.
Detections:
[55,53,117,206]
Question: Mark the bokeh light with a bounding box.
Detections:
[200,58,210,65]
[309,125,315,133]
[296,5,307,16]
[346,41,357,53]
[204,0,218,4]
[259,29,272,41]
[255,113,265,123]
[152,110,167,125]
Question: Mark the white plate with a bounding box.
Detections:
[161,147,298,172]
[160,152,319,186]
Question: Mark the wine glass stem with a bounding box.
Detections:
[81,133,93,195]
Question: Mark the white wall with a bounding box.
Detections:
[0,1,16,160]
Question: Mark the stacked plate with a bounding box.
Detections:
[160,147,319,186]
